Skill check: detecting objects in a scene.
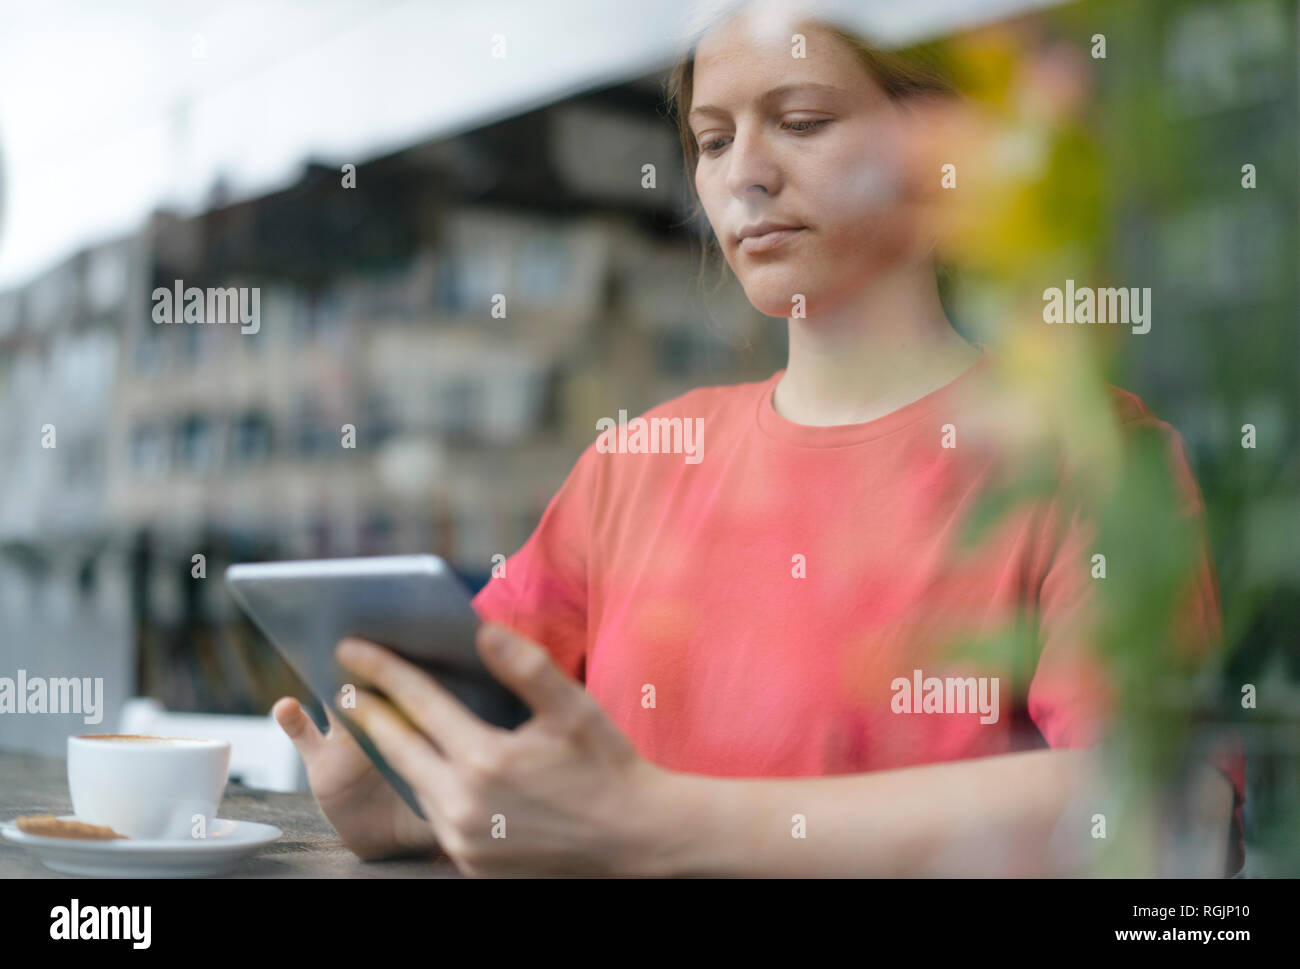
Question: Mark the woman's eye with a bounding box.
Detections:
[699,119,831,156]
[781,119,831,134]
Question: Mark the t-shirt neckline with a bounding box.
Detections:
[754,344,990,449]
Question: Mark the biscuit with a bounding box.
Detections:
[14,814,128,840]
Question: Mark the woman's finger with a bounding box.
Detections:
[272,696,324,757]
[340,686,451,804]
[336,638,498,760]
[475,624,582,722]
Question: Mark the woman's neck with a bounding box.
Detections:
[773,264,981,427]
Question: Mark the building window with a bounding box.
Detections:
[176,414,218,472]
[232,412,273,466]
[132,332,167,375]
[64,440,103,485]
[129,424,168,478]
[436,377,476,440]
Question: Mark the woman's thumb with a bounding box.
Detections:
[273,696,324,757]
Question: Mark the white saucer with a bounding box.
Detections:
[0,816,282,877]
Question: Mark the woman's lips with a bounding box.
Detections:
[738,226,805,254]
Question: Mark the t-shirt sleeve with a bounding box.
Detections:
[469,443,597,684]
[1025,416,1246,876]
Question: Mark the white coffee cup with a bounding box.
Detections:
[67,734,231,840]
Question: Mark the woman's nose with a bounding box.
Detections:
[725,127,783,199]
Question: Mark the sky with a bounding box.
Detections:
[0,0,1064,290]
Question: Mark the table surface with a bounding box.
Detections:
[0,750,463,878]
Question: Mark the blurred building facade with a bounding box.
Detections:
[0,72,777,733]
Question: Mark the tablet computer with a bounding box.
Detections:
[225,554,531,818]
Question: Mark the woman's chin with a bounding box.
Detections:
[739,278,825,319]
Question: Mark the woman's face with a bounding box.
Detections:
[689,16,920,319]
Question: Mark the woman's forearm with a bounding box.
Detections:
[647,748,1114,876]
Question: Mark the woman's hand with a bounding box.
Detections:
[333,623,679,876]
[272,695,441,861]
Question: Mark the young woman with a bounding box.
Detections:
[272,3,1244,876]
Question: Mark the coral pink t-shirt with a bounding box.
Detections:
[471,350,1246,874]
